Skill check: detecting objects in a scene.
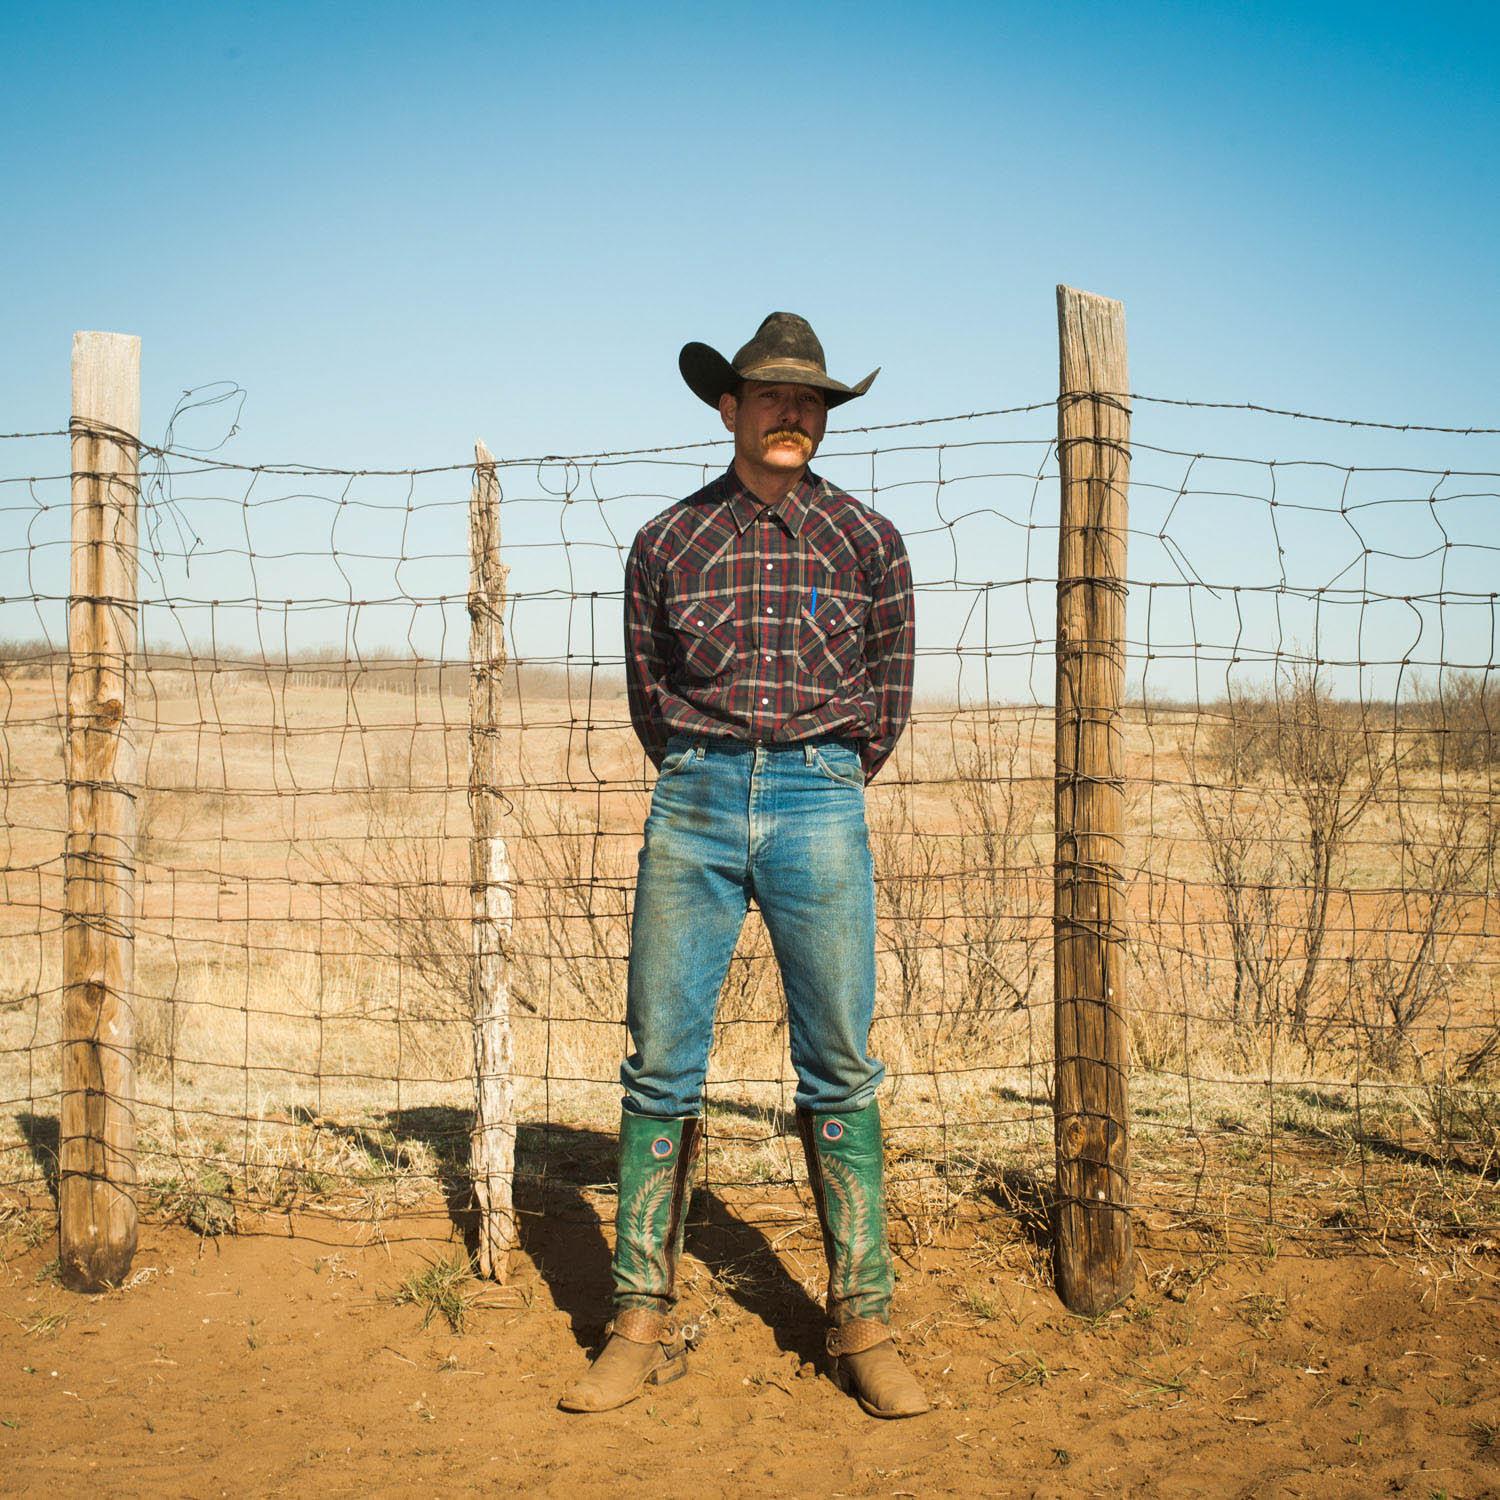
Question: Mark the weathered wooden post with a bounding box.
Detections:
[61,331,141,1291]
[468,439,517,1279]
[1053,286,1133,1314]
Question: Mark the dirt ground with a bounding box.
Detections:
[2,1195,1497,1500]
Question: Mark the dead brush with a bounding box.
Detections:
[148,1166,238,1237]
[871,783,943,1028]
[136,1110,433,1231]
[989,1349,1064,1392]
[1417,1069,1500,1171]
[1235,1292,1287,1333]
[870,720,1046,1068]
[1407,670,1500,774]
[314,749,474,1077]
[1148,1256,1221,1303]
[1189,664,1397,1055]
[1347,786,1497,1073]
[0,1204,49,1252]
[946,727,1047,1041]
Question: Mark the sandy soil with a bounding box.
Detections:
[2,1197,1497,1500]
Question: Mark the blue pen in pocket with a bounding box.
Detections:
[810,585,818,619]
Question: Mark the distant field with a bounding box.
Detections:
[2,661,1494,1254]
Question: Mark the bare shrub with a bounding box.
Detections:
[1419,1053,1500,1168]
[0,638,62,679]
[135,784,190,869]
[274,654,624,703]
[713,910,779,1028]
[1183,762,1293,1055]
[1406,670,1499,773]
[871,785,943,1026]
[1348,788,1497,1072]
[1200,665,1396,1047]
[293,742,472,1076]
[509,792,635,1023]
[135,989,178,1082]
[1126,849,1216,1074]
[946,728,1047,1042]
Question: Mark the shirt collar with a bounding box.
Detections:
[720,464,819,536]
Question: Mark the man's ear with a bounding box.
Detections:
[717,391,737,433]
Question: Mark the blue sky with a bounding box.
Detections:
[3,1,1497,692]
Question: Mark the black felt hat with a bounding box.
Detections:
[679,312,879,410]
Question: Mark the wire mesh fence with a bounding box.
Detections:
[1,385,1496,1265]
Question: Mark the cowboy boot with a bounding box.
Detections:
[797,1101,928,1419]
[558,1111,701,1413]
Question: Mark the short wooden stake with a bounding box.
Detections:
[1053,286,1133,1314]
[61,331,141,1291]
[468,439,517,1278]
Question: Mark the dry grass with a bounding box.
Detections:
[0,664,1496,1257]
[389,1251,482,1332]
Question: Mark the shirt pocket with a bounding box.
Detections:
[796,572,865,682]
[666,588,738,683]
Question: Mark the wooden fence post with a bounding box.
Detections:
[1053,286,1133,1314]
[468,439,517,1279]
[61,331,141,1291]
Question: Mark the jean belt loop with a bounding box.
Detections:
[803,742,816,766]
[695,741,706,761]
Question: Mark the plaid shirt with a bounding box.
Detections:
[624,465,915,780]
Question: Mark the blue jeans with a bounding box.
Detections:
[621,735,884,1119]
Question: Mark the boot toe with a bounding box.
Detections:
[557,1329,685,1414]
[557,1375,611,1413]
[839,1343,929,1419]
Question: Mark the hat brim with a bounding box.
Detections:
[679,342,878,410]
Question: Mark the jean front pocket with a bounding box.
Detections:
[812,744,867,791]
[657,743,699,780]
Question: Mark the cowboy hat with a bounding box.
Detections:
[679,312,879,410]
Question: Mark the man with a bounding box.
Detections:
[558,312,924,1419]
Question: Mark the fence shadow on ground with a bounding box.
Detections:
[1274,1113,1500,1184]
[304,1108,828,1358]
[505,1118,826,1362]
[10,1103,1060,1344]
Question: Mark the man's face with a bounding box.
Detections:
[718,381,828,478]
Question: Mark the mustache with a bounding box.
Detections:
[763,427,814,454]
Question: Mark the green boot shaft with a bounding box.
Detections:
[798,1100,895,1325]
[613,1111,700,1313]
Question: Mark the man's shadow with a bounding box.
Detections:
[685,1186,827,1363]
[372,1110,825,1360]
[329,1109,1060,1361]
[305,1107,617,1341]
[516,1123,826,1362]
